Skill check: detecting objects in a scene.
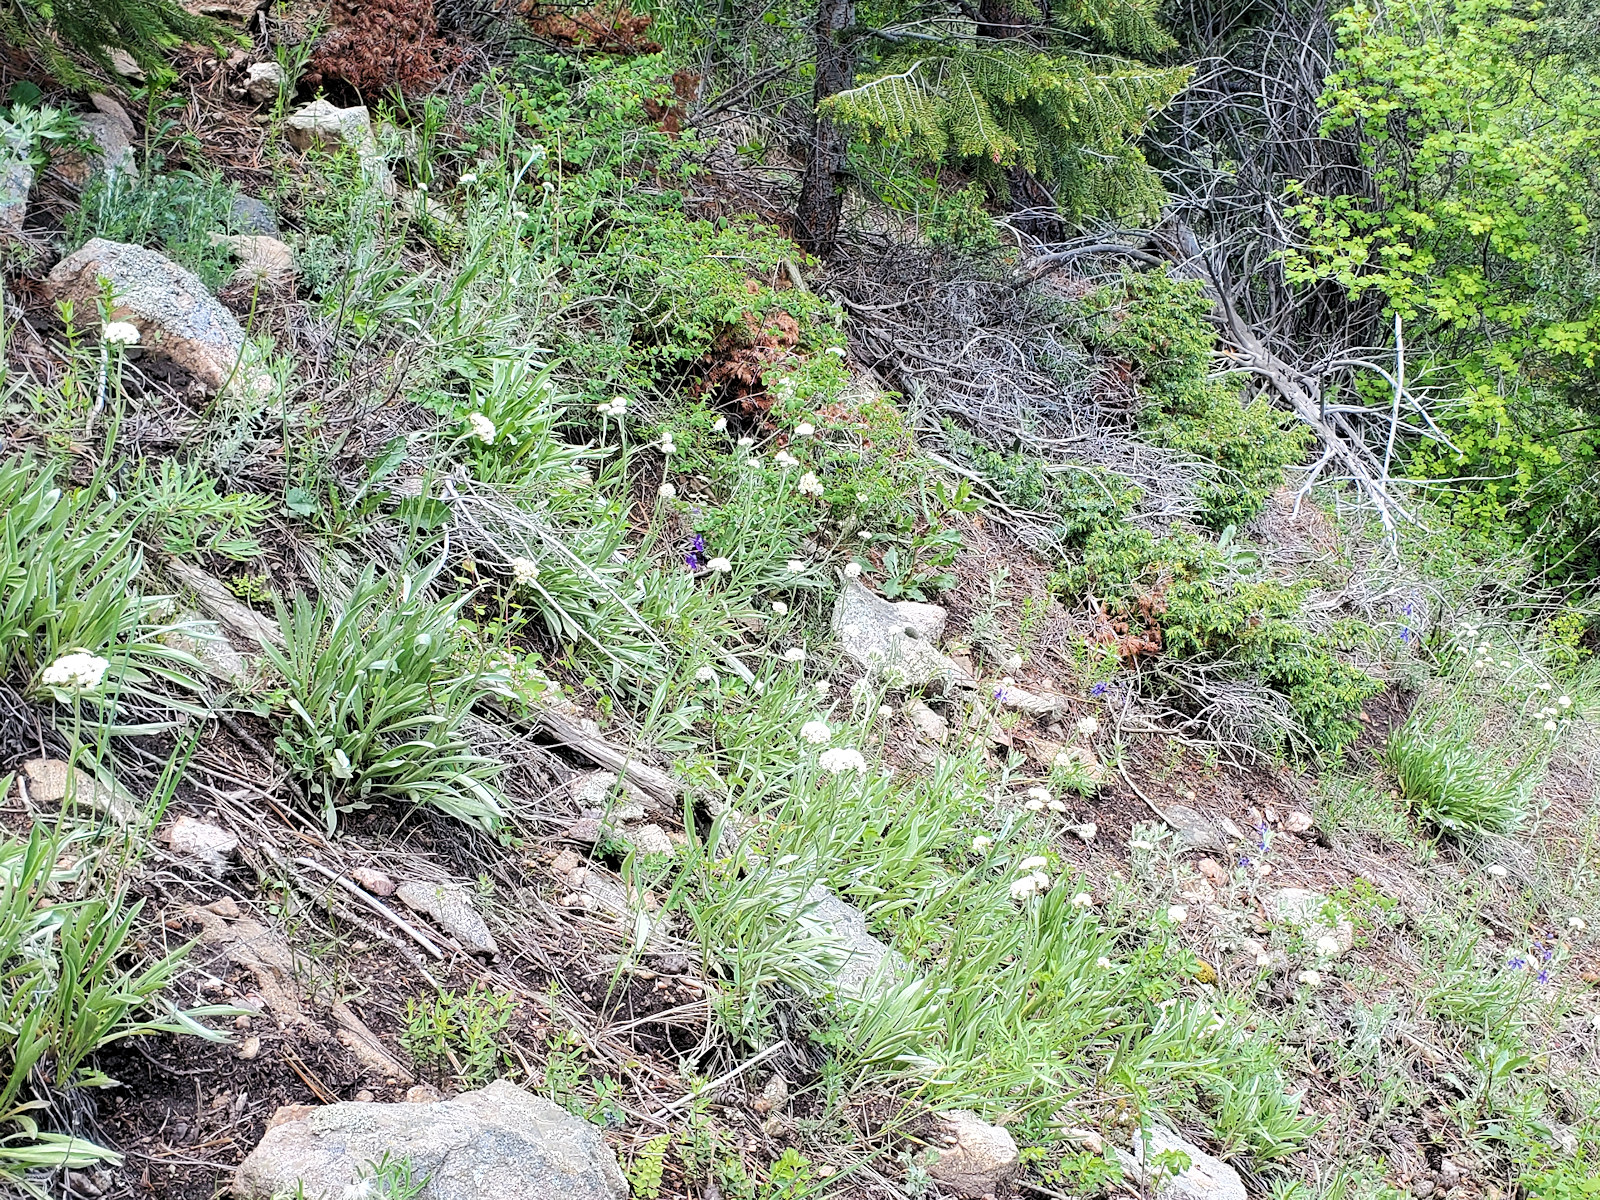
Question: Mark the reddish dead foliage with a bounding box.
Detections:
[696,305,800,419]
[1092,588,1165,661]
[521,3,662,54]
[309,0,464,97]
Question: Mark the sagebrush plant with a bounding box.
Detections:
[264,561,513,833]
[0,825,235,1191]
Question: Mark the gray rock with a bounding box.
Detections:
[350,867,396,897]
[1116,1126,1246,1200]
[165,815,239,874]
[1269,888,1354,956]
[1160,804,1228,853]
[904,699,949,743]
[572,770,648,814]
[233,1080,628,1200]
[243,61,286,104]
[81,94,137,184]
[627,824,675,856]
[285,100,392,194]
[895,599,947,643]
[209,232,295,284]
[921,1110,1019,1199]
[0,153,33,238]
[796,884,907,999]
[158,613,253,686]
[396,881,498,955]
[107,47,145,82]
[44,239,250,393]
[185,0,263,25]
[832,580,974,692]
[21,758,138,824]
[230,194,279,235]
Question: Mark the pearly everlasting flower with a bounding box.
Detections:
[814,680,831,697]
[1071,892,1093,909]
[40,651,110,693]
[1544,720,1558,732]
[818,747,867,774]
[458,172,478,185]
[510,556,541,586]
[737,436,755,447]
[102,321,141,345]
[797,472,823,497]
[783,646,807,663]
[712,416,728,432]
[1018,855,1049,872]
[1024,797,1046,812]
[771,601,788,616]
[1297,969,1322,987]
[1166,904,1189,924]
[1011,872,1050,900]
[877,705,895,720]
[1096,956,1113,970]
[1559,695,1573,708]
[1486,864,1508,878]
[695,665,718,683]
[1130,839,1154,852]
[1570,916,1588,931]
[786,559,807,574]
[971,834,994,853]
[707,556,732,573]
[1006,653,1024,672]
[658,482,677,499]
[1048,799,1068,814]
[1315,935,1341,956]
[774,450,800,469]
[795,422,815,437]
[466,412,496,444]
[1027,786,1052,805]
[842,562,862,579]
[1076,715,1100,736]
[800,720,832,745]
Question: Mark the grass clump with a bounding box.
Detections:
[265,562,512,833]
[1386,721,1529,836]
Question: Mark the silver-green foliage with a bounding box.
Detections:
[1385,721,1528,836]
[265,562,511,833]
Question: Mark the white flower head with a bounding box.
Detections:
[1297,969,1322,987]
[1570,916,1588,931]
[1559,695,1573,708]
[658,482,677,499]
[1544,720,1558,732]
[1018,855,1048,872]
[795,422,815,437]
[1071,892,1093,909]
[1010,874,1044,901]
[458,172,478,185]
[825,346,846,358]
[814,680,832,697]
[1315,935,1341,956]
[971,834,994,853]
[695,665,718,684]
[800,720,832,745]
[783,646,807,664]
[712,416,728,432]
[1130,839,1155,852]
[40,651,110,693]
[737,436,755,447]
[818,747,867,774]
[466,412,496,444]
[1166,904,1189,924]
[842,562,862,579]
[1076,715,1100,737]
[771,600,788,616]
[1048,799,1069,813]
[1485,864,1508,878]
[774,450,800,469]
[102,321,141,345]
[707,556,732,574]
[1024,797,1046,812]
[1096,956,1113,970]
[510,556,540,586]
[1027,786,1052,804]
[877,705,895,720]
[797,471,824,497]
[786,559,807,575]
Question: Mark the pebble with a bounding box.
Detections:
[350,866,396,897]
[355,1089,375,1103]
[237,1035,261,1060]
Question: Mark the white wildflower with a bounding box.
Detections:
[737,436,755,447]
[1048,799,1068,813]
[843,562,862,579]
[1076,715,1100,737]
[1166,904,1189,924]
[1315,935,1341,956]
[658,482,677,499]
[1071,892,1094,909]
[458,172,478,185]
[40,651,110,692]
[1010,875,1041,901]
[877,705,895,720]
[825,346,846,358]
[707,556,732,574]
[466,412,496,444]
[694,666,718,684]
[102,321,140,345]
[797,471,824,497]
[1018,855,1049,872]
[795,422,815,437]
[1570,916,1588,931]
[800,720,832,745]
[786,559,807,574]
[1096,956,1113,970]
[1027,786,1052,804]
[1559,695,1573,708]
[818,747,867,774]
[1024,797,1046,812]
[1297,969,1322,987]
[774,450,800,469]
[971,834,994,853]
[859,530,875,540]
[1486,864,1508,878]
[712,416,728,432]
[1544,720,1558,731]
[1006,652,1024,672]
[814,680,832,697]
[783,646,807,663]
[510,556,540,586]
[772,601,788,616]
[1130,839,1155,852]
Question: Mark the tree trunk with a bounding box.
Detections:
[795,0,855,256]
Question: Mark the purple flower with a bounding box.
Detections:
[1090,681,1108,696]
[685,553,701,569]
[1537,969,1551,985]
[692,533,706,554]
[1400,627,1412,644]
[1509,955,1526,970]
[1238,855,1251,868]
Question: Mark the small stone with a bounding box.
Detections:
[1067,822,1098,842]
[1062,1127,1104,1154]
[166,816,240,875]
[22,758,138,823]
[230,194,280,235]
[921,1110,1019,1199]
[0,153,33,239]
[349,867,395,897]
[1161,804,1227,853]
[563,816,606,844]
[208,897,242,918]
[1270,888,1355,956]
[1052,744,1105,785]
[235,1015,252,1029]
[833,580,973,692]
[267,1104,315,1132]
[1438,1160,1462,1189]
[1412,1178,1435,1199]
[753,1072,788,1115]
[628,824,674,856]
[396,880,498,955]
[405,1084,442,1104]
[243,60,286,104]
[572,771,647,813]
[107,46,145,81]
[904,700,949,743]
[185,0,265,25]
[1220,816,1244,840]
[237,1035,261,1060]
[285,100,392,194]
[550,849,582,879]
[1115,1126,1246,1200]
[209,232,295,284]
[1197,858,1230,888]
[355,1090,375,1103]
[1283,810,1314,833]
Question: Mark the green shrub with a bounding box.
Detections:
[264,563,512,833]
[68,171,242,290]
[1385,722,1528,836]
[0,0,218,84]
[401,982,514,1087]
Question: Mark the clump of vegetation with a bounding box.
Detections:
[401,983,515,1087]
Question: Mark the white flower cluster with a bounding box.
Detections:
[782,646,806,663]
[102,321,141,345]
[818,746,866,774]
[800,720,832,745]
[771,600,788,616]
[695,665,718,684]
[658,482,677,499]
[712,416,728,432]
[1010,855,1052,900]
[41,651,110,692]
[842,561,862,579]
[596,395,629,419]
[786,559,807,574]
[774,449,800,469]
[795,422,815,437]
[466,412,496,444]
[510,556,540,586]
[797,471,823,497]
[706,556,732,574]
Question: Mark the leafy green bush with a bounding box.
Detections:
[0,827,233,1188]
[1385,722,1528,836]
[264,563,512,833]
[68,171,242,290]
[401,982,514,1087]
[130,458,271,560]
